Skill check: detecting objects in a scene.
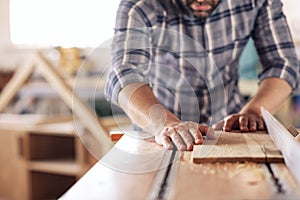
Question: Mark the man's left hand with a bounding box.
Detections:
[213,113,265,132]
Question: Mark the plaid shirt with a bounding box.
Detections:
[105,0,299,125]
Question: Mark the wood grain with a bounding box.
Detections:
[192,131,283,164]
[173,161,274,200]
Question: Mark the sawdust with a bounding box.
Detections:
[173,161,273,200]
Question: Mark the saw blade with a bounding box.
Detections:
[261,107,300,187]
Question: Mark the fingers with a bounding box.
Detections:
[155,122,210,151]
[223,114,239,132]
[171,130,189,151]
[185,122,204,145]
[155,128,174,150]
[176,125,194,150]
[161,135,173,150]
[257,118,265,130]
[223,114,266,132]
[248,117,257,132]
[155,127,187,151]
[239,115,250,132]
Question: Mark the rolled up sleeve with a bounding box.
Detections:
[104,1,153,104]
[253,0,300,91]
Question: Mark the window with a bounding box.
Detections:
[9,0,120,48]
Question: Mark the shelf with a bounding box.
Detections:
[27,133,75,160]
[29,121,76,136]
[30,171,76,200]
[0,114,75,134]
[28,159,81,176]
[18,77,105,99]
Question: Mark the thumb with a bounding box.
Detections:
[199,126,216,140]
[212,120,224,131]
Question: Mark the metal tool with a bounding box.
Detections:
[147,149,181,200]
[261,107,300,187]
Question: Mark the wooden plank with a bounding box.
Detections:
[192,131,283,164]
[173,161,276,200]
[181,151,192,163]
[0,62,35,112]
[109,131,124,141]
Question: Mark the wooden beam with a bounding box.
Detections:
[34,52,113,158]
[0,62,35,112]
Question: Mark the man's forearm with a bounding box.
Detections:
[117,82,213,150]
[117,82,180,133]
[240,77,292,115]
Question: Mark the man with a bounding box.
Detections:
[105,0,300,151]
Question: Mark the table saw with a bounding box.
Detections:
[60,108,300,200]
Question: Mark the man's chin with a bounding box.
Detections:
[193,11,211,19]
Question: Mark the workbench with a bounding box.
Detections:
[61,131,300,200]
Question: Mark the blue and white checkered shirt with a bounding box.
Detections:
[105,0,299,125]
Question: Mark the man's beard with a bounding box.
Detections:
[186,0,220,19]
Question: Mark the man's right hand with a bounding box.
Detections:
[154,121,215,151]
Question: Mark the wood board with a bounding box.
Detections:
[173,161,300,200]
[192,131,283,164]
[173,162,274,200]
